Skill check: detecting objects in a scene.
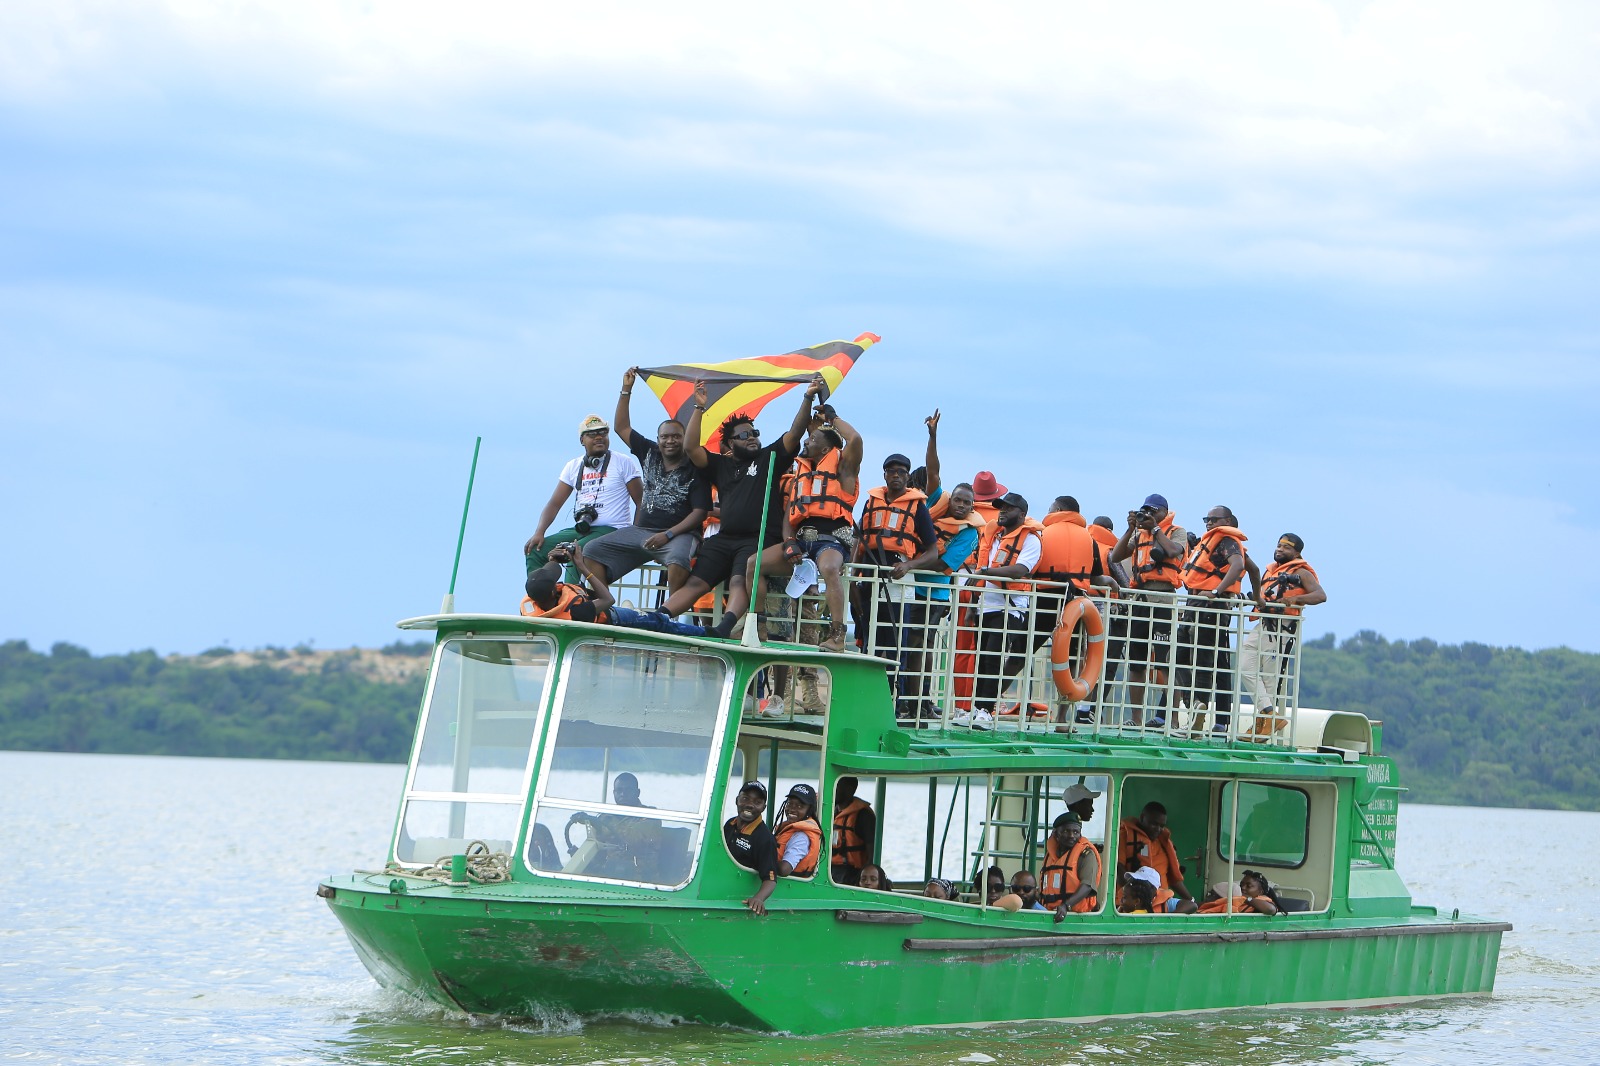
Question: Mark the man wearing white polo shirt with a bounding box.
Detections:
[523,414,644,577]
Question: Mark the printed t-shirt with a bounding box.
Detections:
[701,439,799,543]
[626,429,711,530]
[723,816,778,880]
[558,451,643,530]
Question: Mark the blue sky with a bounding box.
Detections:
[2,1,1597,655]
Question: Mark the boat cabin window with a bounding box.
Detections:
[837,772,1109,913]
[527,641,731,888]
[395,637,555,865]
[1218,782,1309,869]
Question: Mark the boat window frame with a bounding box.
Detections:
[1216,780,1312,871]
[392,634,558,866]
[523,636,736,891]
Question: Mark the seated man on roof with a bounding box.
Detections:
[522,543,708,637]
[1040,812,1101,921]
[523,414,643,579]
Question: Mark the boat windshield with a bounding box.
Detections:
[528,641,730,888]
[394,637,555,865]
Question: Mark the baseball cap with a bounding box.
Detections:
[579,414,609,433]
[1142,493,1168,510]
[997,492,1029,512]
[1130,866,1162,889]
[1061,783,1102,805]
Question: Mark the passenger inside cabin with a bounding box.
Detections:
[857,863,893,892]
[528,822,561,871]
[774,784,822,877]
[1118,801,1195,908]
[924,877,957,901]
[1041,812,1101,922]
[1010,870,1047,911]
[1117,865,1197,914]
[722,781,779,915]
[1198,870,1283,915]
[830,777,877,887]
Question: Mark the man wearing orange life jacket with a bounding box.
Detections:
[1241,533,1326,736]
[829,777,877,886]
[955,492,1044,730]
[1033,495,1120,647]
[1178,505,1254,733]
[745,405,863,654]
[1039,812,1101,921]
[1117,800,1196,906]
[521,543,708,637]
[854,452,937,684]
[896,482,986,720]
[1110,494,1189,728]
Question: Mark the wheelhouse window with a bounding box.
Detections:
[528,641,729,888]
[395,637,554,865]
[1218,781,1309,869]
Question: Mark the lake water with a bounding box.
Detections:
[3,750,1595,1065]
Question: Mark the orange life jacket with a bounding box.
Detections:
[1040,836,1099,912]
[1261,557,1319,616]
[1198,895,1268,914]
[1181,525,1249,594]
[1035,511,1099,593]
[1132,513,1183,590]
[1118,818,1182,889]
[520,582,606,622]
[932,510,986,573]
[787,449,857,529]
[977,517,1045,593]
[858,486,929,561]
[1119,884,1175,913]
[775,816,822,876]
[830,797,872,873]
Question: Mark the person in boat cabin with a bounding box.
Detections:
[830,777,877,887]
[1241,532,1326,737]
[1198,870,1283,915]
[774,783,823,877]
[1061,782,1102,839]
[1041,812,1101,921]
[1176,505,1256,732]
[956,491,1043,731]
[1110,494,1189,727]
[522,543,708,637]
[1118,865,1199,914]
[567,772,664,880]
[1117,801,1196,907]
[857,863,893,892]
[924,877,956,900]
[523,414,644,580]
[654,376,818,638]
[723,781,779,916]
[853,450,938,694]
[575,368,712,596]
[1010,870,1047,911]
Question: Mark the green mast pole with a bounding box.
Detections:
[440,436,482,615]
[741,450,778,649]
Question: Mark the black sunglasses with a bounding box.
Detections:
[729,428,760,441]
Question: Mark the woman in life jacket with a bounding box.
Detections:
[774,784,823,877]
[1198,870,1283,915]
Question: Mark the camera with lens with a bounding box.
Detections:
[573,503,600,535]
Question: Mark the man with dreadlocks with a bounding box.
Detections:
[653,374,820,637]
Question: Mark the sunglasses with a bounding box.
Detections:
[1203,515,1225,524]
[729,429,760,441]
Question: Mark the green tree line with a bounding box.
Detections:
[3,633,1597,809]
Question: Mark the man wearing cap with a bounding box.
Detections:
[1117,801,1195,907]
[1041,812,1101,920]
[524,413,645,579]
[855,452,938,686]
[955,492,1044,730]
[576,368,712,597]
[1110,494,1189,727]
[1061,781,1101,824]
[522,543,709,636]
[1241,533,1325,737]
[723,781,780,915]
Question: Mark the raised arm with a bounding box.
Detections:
[780,374,824,455]
[923,409,941,497]
[685,381,711,468]
[831,410,865,490]
[614,367,637,442]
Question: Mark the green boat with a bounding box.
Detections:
[319,579,1508,1033]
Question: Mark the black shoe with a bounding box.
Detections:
[919,700,943,721]
[1075,709,1095,725]
[712,614,738,639]
[895,699,918,721]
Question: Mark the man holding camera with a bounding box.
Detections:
[1110,494,1188,727]
[523,414,644,578]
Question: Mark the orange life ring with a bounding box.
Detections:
[1050,597,1106,701]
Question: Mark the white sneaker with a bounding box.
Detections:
[761,695,788,718]
[952,710,993,731]
[743,695,760,716]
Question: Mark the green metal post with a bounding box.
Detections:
[441,436,482,614]
[742,450,778,649]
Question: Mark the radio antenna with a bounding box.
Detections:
[440,436,482,615]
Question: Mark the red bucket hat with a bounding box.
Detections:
[970,471,1007,502]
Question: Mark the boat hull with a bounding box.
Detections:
[325,883,1507,1033]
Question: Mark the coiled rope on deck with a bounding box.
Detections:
[386,839,512,884]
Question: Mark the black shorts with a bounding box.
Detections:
[690,534,759,589]
[1127,599,1175,667]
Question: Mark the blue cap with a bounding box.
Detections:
[883,453,912,471]
[1142,493,1168,510]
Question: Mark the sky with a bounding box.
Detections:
[2,0,1597,656]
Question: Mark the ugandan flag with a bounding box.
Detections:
[637,333,880,448]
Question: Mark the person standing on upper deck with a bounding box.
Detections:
[1110,494,1188,727]
[855,451,937,673]
[956,492,1044,730]
[1178,505,1253,733]
[523,415,644,578]
[577,368,711,596]
[1241,532,1326,739]
[653,377,814,637]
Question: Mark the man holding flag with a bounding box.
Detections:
[653,375,821,638]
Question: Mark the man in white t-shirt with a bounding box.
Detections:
[523,414,643,577]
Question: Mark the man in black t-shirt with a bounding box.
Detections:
[654,375,818,638]
[579,368,712,596]
[722,781,778,915]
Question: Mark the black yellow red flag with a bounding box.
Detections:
[637,333,879,448]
